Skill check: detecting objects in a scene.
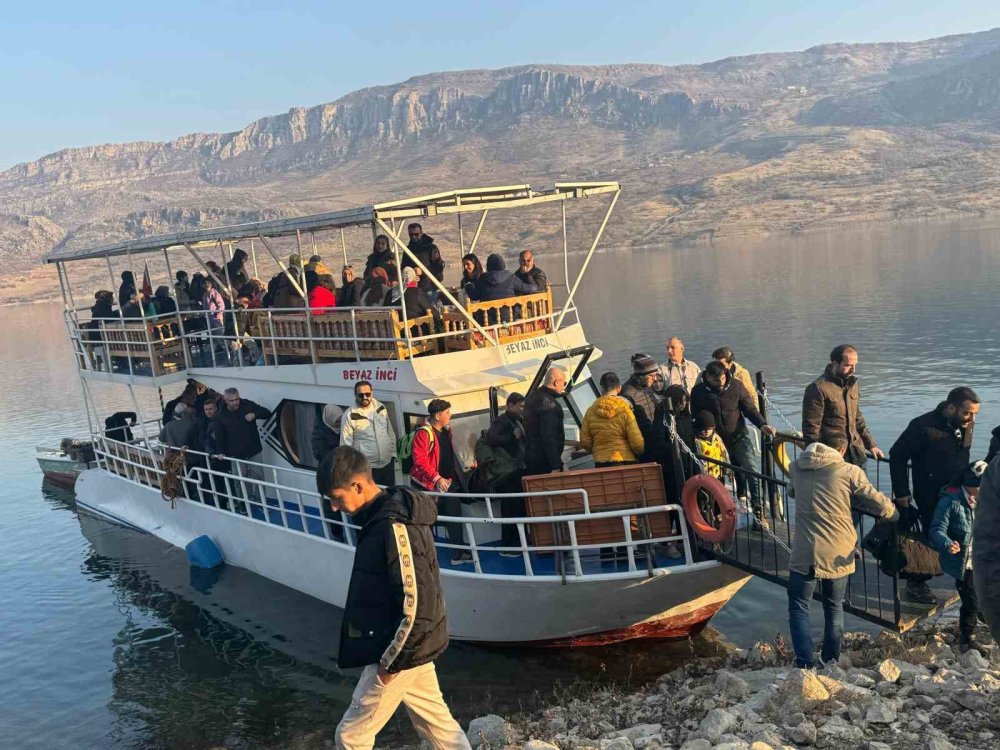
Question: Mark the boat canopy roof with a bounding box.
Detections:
[44,181,620,264]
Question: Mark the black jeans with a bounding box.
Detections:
[958,573,981,640]
[492,471,526,547]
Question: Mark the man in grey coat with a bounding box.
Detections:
[787,437,899,668]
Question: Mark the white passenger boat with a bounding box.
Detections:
[46,182,750,646]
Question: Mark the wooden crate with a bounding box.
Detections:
[522,463,669,547]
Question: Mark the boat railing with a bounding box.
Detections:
[90,435,695,579]
[65,288,566,377]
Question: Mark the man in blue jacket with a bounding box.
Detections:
[930,460,988,652]
[317,446,470,750]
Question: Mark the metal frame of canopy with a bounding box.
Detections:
[47,181,621,363]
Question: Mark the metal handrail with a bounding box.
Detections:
[91,435,696,578]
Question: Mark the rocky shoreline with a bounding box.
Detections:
[457,622,999,750]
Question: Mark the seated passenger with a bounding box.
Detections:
[305,254,332,277]
[152,286,177,316]
[90,290,117,321]
[461,253,484,290]
[337,265,366,307]
[466,253,538,303]
[122,291,156,319]
[363,235,397,283]
[306,269,337,314]
[363,267,391,306]
[174,271,193,311]
[514,250,547,292]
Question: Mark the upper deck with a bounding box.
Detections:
[47,181,620,387]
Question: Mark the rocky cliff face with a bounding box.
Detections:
[5,28,1000,284]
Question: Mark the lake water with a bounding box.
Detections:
[4,217,1000,748]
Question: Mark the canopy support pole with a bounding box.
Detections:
[340,228,348,266]
[468,210,489,255]
[555,189,620,329]
[256,235,306,298]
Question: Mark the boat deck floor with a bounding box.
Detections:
[711,516,960,631]
[246,497,688,576]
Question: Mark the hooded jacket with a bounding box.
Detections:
[340,397,397,469]
[789,443,898,579]
[159,410,196,449]
[310,404,342,463]
[580,395,645,464]
[466,255,538,303]
[404,234,445,291]
[930,486,975,581]
[802,365,878,457]
[339,485,449,672]
[690,373,766,448]
[889,403,973,507]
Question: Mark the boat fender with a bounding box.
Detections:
[682,475,736,544]
[186,535,224,569]
[770,439,791,478]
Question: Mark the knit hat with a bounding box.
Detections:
[960,460,989,488]
[322,403,344,431]
[631,353,659,376]
[694,411,715,432]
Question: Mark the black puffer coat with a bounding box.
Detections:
[339,486,448,672]
[890,403,974,511]
[523,386,565,474]
[216,399,272,459]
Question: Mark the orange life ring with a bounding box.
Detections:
[682,474,737,544]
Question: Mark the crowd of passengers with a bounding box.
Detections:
[86,223,549,337]
[129,334,1000,663]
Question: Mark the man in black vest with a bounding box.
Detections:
[317,446,470,750]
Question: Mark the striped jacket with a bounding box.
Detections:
[338,486,448,672]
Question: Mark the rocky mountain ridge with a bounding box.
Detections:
[5,27,1000,295]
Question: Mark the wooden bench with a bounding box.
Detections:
[442,289,554,351]
[102,440,162,489]
[521,463,672,549]
[83,318,185,376]
[256,309,437,362]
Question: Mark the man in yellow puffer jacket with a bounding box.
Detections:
[580,372,645,467]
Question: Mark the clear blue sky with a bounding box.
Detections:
[3,1,998,169]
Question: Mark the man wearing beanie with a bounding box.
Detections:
[621,353,660,427]
[931,460,988,652]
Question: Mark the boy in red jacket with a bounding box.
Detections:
[410,399,470,565]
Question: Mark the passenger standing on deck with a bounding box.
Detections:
[159,403,196,449]
[404,223,445,294]
[620,353,660,441]
[524,367,571,475]
[311,403,343,464]
[660,337,700,394]
[801,344,883,467]
[930,461,988,653]
[226,248,250,292]
[890,386,980,604]
[316,446,471,750]
[485,393,527,553]
[216,387,272,496]
[340,380,397,486]
[363,235,398,283]
[787,438,899,668]
[409,399,470,565]
[693,411,729,480]
[118,271,136,309]
[174,271,192,311]
[691,361,776,528]
[514,250,547,291]
[974,457,1000,647]
[712,347,758,406]
[580,372,644,468]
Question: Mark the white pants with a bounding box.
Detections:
[336,662,470,750]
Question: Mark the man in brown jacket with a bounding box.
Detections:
[787,437,899,668]
[802,344,884,467]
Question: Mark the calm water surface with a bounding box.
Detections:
[3,218,1000,748]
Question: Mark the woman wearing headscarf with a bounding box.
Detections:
[337,265,365,307]
[363,234,397,282]
[363,267,391,306]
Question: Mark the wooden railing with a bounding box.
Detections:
[79,318,185,376]
[441,289,554,351]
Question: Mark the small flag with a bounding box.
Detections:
[141,262,153,299]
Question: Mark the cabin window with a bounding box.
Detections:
[275,399,349,469]
[564,378,600,427]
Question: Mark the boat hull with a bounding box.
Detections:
[75,469,749,645]
[37,455,90,488]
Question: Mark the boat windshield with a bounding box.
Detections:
[564,379,600,427]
